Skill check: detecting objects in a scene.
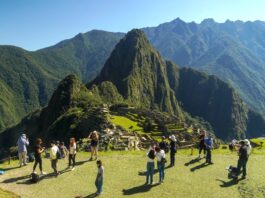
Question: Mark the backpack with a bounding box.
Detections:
[56,148,62,159]
[148,150,155,160]
[31,173,39,183]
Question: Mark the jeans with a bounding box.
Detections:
[51,159,58,174]
[33,156,42,172]
[206,149,212,163]
[146,162,154,184]
[237,159,248,177]
[69,154,76,167]
[157,161,165,182]
[18,151,27,166]
[95,178,103,194]
[199,145,206,155]
[170,151,176,166]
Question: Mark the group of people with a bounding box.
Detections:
[145,135,177,185]
[16,130,103,195]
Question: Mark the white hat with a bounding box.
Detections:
[170,135,177,142]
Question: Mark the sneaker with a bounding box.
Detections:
[40,172,47,175]
[71,167,75,171]
[33,171,37,174]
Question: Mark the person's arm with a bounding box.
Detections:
[25,138,29,146]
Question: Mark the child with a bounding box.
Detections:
[50,140,59,176]
[95,160,104,195]
[69,138,77,170]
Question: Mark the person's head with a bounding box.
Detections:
[36,138,42,145]
[161,136,166,141]
[170,135,177,142]
[21,133,26,139]
[70,137,76,146]
[92,131,99,140]
[239,140,245,146]
[155,146,161,152]
[96,160,102,167]
[60,141,65,146]
[56,141,60,146]
[51,140,56,147]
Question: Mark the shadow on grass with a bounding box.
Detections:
[138,166,171,176]
[1,175,31,184]
[190,162,211,172]
[75,159,90,166]
[83,192,98,198]
[0,165,23,172]
[184,157,202,166]
[123,183,160,195]
[216,178,245,187]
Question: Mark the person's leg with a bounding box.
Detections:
[73,154,76,167]
[157,162,162,182]
[69,154,72,167]
[98,179,103,194]
[95,146,98,159]
[23,151,27,165]
[242,160,247,177]
[170,152,173,166]
[173,153,176,166]
[150,162,154,184]
[161,164,165,181]
[209,149,212,163]
[39,157,43,172]
[18,152,23,166]
[33,158,38,172]
[146,162,150,184]
[90,146,94,159]
[54,159,58,174]
[237,159,243,177]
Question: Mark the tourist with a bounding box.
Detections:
[89,131,99,160]
[169,135,177,167]
[17,133,29,167]
[159,136,169,153]
[59,141,68,159]
[204,136,213,164]
[155,146,166,184]
[146,143,155,185]
[236,140,250,179]
[69,137,77,170]
[50,140,59,176]
[198,130,206,158]
[95,160,104,195]
[33,138,46,175]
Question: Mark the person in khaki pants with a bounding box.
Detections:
[17,133,29,167]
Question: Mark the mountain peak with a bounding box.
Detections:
[201,18,216,25]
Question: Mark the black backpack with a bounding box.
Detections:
[31,173,39,183]
[56,149,62,159]
[148,150,155,160]
[28,153,35,162]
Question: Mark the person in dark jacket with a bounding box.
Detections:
[204,136,213,164]
[169,135,177,167]
[236,140,250,179]
[159,136,169,153]
[198,130,206,158]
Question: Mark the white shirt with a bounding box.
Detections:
[69,143,77,155]
[51,145,59,160]
[156,150,165,162]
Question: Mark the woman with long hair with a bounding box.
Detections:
[69,137,77,170]
[89,131,99,161]
[33,138,46,175]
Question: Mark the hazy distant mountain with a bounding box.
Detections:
[143,18,265,116]
[0,30,123,131]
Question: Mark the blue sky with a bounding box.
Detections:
[0,0,264,50]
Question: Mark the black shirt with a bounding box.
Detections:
[170,141,177,153]
[34,144,42,158]
[159,141,167,150]
[239,145,249,161]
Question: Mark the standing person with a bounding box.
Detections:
[50,141,59,176]
[145,143,155,185]
[236,140,250,179]
[204,136,214,164]
[198,130,206,158]
[69,138,77,171]
[95,160,104,195]
[155,147,166,184]
[169,135,177,167]
[33,138,46,175]
[159,136,169,153]
[59,142,68,159]
[17,133,29,167]
[89,131,99,161]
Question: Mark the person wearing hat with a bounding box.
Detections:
[17,133,29,167]
[236,140,250,179]
[169,135,177,167]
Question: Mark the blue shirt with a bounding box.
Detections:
[204,138,213,149]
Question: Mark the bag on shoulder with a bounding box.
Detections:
[148,150,155,160]
[31,173,39,183]
[56,149,62,159]
[161,157,167,164]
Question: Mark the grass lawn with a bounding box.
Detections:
[0,150,265,198]
[110,115,143,132]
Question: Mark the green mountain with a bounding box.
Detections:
[142,18,265,116]
[0,30,123,132]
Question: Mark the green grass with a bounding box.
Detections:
[1,150,265,198]
[110,115,143,132]
[251,138,265,148]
